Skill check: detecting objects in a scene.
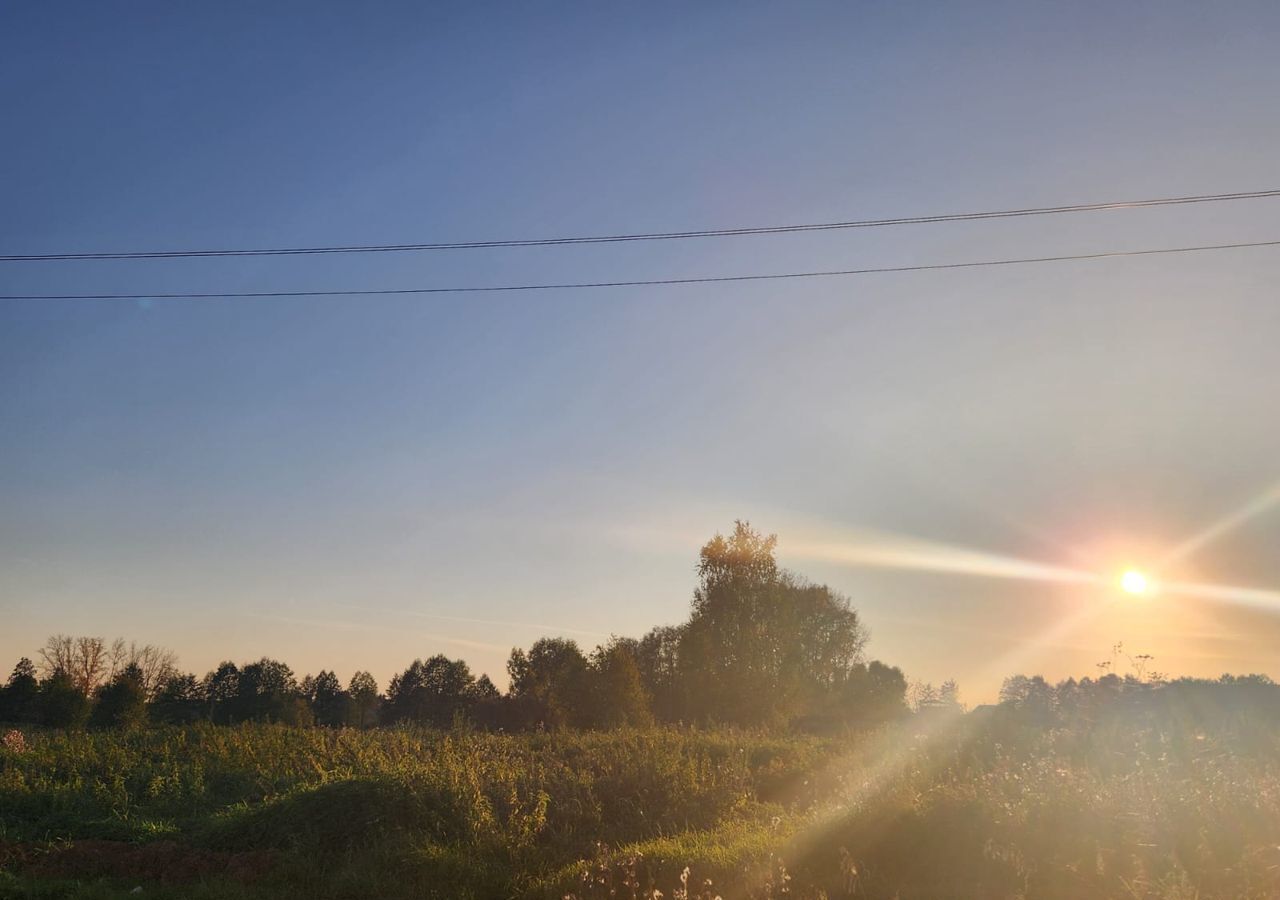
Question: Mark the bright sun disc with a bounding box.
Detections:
[1120,570,1149,595]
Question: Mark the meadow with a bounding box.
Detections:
[3,701,1280,900]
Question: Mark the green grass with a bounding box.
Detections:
[3,717,1280,898]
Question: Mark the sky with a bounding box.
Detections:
[3,2,1280,702]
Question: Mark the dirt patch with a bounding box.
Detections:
[0,839,276,883]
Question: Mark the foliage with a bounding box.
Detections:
[3,691,1280,898]
[36,670,91,730]
[679,521,871,727]
[385,656,481,727]
[0,724,827,898]
[89,665,148,730]
[0,659,39,724]
[587,639,654,729]
[508,637,592,728]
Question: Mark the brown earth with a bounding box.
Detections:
[0,839,276,883]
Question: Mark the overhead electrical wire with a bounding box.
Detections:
[4,238,1278,301]
[2,189,1278,262]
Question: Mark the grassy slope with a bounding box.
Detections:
[3,717,1280,899]
[0,725,828,899]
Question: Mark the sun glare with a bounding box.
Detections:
[1120,569,1150,595]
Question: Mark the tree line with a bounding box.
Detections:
[0,523,915,732]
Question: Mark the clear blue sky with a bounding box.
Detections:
[4,2,1280,700]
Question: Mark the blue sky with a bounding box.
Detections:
[4,2,1280,700]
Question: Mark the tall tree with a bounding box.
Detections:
[679,522,868,727]
[386,655,478,726]
[37,669,91,729]
[348,671,380,728]
[203,661,240,723]
[106,640,179,699]
[308,670,349,727]
[0,658,39,723]
[234,658,307,724]
[152,672,204,724]
[507,638,590,728]
[636,625,685,722]
[38,635,109,696]
[91,663,149,729]
[587,639,653,729]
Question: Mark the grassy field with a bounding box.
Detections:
[2,714,1279,899]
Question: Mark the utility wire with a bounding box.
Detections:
[3,189,1279,262]
[4,238,1278,301]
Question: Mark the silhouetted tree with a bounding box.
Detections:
[386,655,478,726]
[306,670,349,727]
[39,635,109,696]
[91,663,148,729]
[864,660,909,719]
[471,673,499,700]
[203,661,240,724]
[234,658,308,724]
[507,638,590,728]
[829,660,908,728]
[106,640,178,699]
[679,522,868,727]
[38,669,91,729]
[0,658,39,723]
[151,672,205,724]
[999,674,1056,725]
[348,671,380,728]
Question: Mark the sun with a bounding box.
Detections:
[1120,569,1150,595]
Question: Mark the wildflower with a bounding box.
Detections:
[1,729,26,753]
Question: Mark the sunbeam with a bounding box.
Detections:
[1156,479,1280,571]
[787,530,1104,587]
[1160,579,1280,612]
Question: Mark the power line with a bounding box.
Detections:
[3,189,1279,262]
[4,238,1278,301]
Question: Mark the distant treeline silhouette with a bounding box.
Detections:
[0,523,907,731]
[2,522,1276,733]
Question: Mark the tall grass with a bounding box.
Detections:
[2,716,1279,898]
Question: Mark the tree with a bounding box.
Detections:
[39,635,109,696]
[470,673,499,700]
[386,655,478,726]
[587,639,653,729]
[939,679,963,712]
[38,669,91,729]
[91,663,149,729]
[845,660,909,725]
[636,625,685,722]
[203,662,240,723]
[233,658,307,724]
[307,670,349,727]
[999,674,1056,725]
[507,638,590,728]
[152,672,205,724]
[348,671,380,728]
[679,522,869,727]
[0,658,39,723]
[106,640,178,699]
[907,680,940,712]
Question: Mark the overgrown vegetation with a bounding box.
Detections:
[3,689,1280,898]
[3,523,1278,897]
